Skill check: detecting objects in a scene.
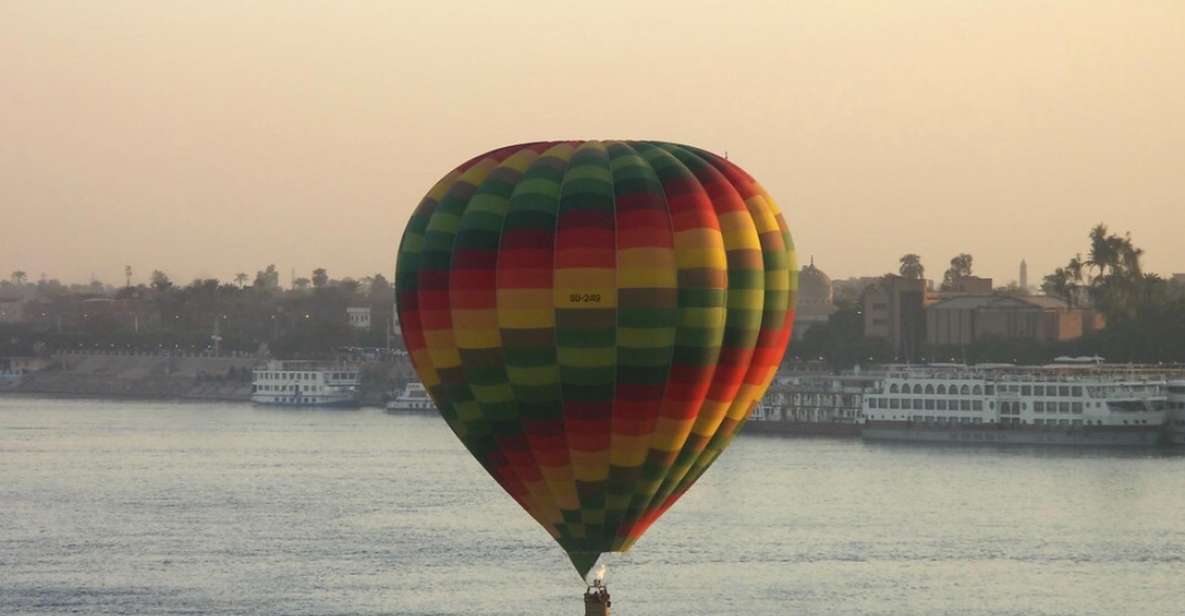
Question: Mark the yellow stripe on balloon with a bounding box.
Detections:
[718,211,762,250]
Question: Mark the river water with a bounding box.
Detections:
[1,396,1183,615]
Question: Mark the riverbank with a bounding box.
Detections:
[0,352,404,406]
[1,353,255,402]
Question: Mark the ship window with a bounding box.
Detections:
[1072,419,1082,426]
[1034,385,1045,395]
[948,399,958,410]
[1072,402,1083,414]
[925,399,935,410]
[1035,401,1045,412]
[1021,386,1032,396]
[1059,402,1070,413]
[973,400,983,411]
[914,398,923,409]
[889,384,899,393]
[1059,386,1070,396]
[937,385,947,395]
[960,400,970,410]
[973,385,982,395]
[1071,386,1082,397]
[913,384,923,394]
[984,385,994,395]
[960,385,970,395]
[925,384,934,394]
[890,399,900,409]
[937,400,947,411]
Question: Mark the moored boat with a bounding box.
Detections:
[862,364,1169,447]
[385,381,434,412]
[251,360,360,407]
[744,373,874,436]
[1167,379,1185,447]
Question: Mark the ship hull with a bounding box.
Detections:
[743,420,862,437]
[251,396,358,408]
[384,404,435,413]
[863,421,1162,448]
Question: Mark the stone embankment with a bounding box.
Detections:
[4,352,257,401]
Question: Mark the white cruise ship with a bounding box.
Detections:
[745,373,874,436]
[862,364,1170,447]
[251,360,360,407]
[1168,380,1185,446]
[385,382,434,412]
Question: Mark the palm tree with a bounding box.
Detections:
[234,272,249,288]
[1042,254,1085,307]
[898,254,924,280]
[10,271,27,286]
[941,253,973,290]
[1086,223,1124,278]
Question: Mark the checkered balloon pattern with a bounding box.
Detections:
[395,141,797,578]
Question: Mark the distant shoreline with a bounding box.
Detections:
[0,389,394,408]
[0,388,250,404]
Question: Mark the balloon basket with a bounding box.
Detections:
[583,580,611,616]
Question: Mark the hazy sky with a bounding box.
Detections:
[3,1,1183,288]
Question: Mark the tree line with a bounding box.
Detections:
[789,224,1184,368]
[1,266,396,359]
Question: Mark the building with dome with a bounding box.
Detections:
[794,258,837,339]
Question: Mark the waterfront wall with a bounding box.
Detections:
[7,353,257,401]
[1,352,409,405]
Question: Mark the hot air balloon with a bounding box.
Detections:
[395,140,796,580]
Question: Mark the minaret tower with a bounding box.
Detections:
[1019,259,1028,292]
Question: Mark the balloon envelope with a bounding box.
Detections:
[395,141,796,578]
